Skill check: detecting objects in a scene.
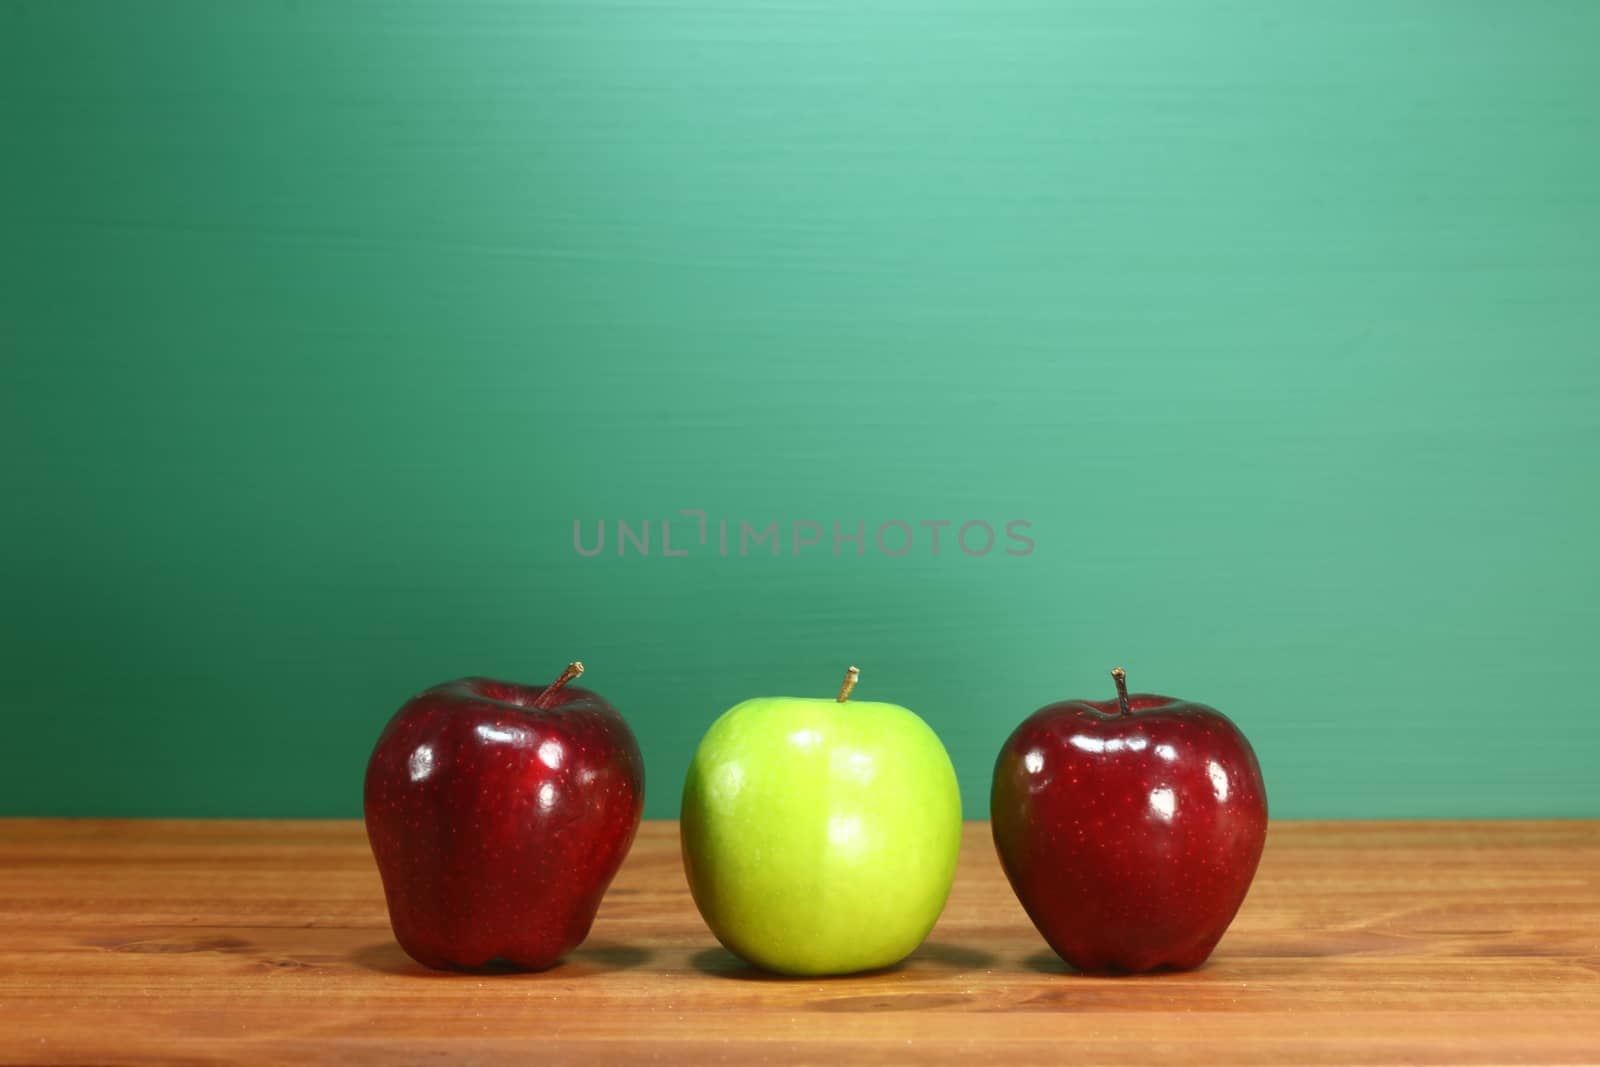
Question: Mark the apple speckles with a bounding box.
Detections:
[991,686,1268,975]
[363,675,644,972]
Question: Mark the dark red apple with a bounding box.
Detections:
[991,668,1267,974]
[364,662,644,970]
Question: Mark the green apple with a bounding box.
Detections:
[680,667,962,976]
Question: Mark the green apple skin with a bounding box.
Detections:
[680,694,962,976]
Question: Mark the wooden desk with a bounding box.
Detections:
[1,820,1596,1064]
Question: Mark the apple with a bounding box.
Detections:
[991,668,1267,973]
[364,662,644,970]
[680,667,962,976]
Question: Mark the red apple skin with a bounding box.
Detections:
[364,676,644,970]
[991,690,1267,974]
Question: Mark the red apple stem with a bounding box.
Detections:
[1111,667,1131,717]
[836,666,860,703]
[537,661,585,703]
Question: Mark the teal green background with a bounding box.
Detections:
[4,2,1598,819]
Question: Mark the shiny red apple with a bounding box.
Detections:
[991,668,1267,973]
[364,662,644,970]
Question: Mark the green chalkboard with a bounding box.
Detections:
[4,1,1598,818]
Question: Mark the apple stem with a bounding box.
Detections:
[537,661,585,703]
[836,666,860,703]
[1111,667,1131,717]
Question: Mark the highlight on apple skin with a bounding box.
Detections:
[680,666,963,976]
[991,667,1268,974]
[364,662,644,971]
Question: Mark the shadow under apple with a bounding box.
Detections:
[1022,948,1213,976]
[348,939,652,977]
[690,941,998,982]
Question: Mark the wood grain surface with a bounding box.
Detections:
[1,820,1596,1065]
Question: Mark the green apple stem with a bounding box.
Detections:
[537,661,585,703]
[1111,667,1131,717]
[836,666,860,703]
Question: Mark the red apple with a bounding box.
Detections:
[364,662,644,970]
[991,668,1267,973]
